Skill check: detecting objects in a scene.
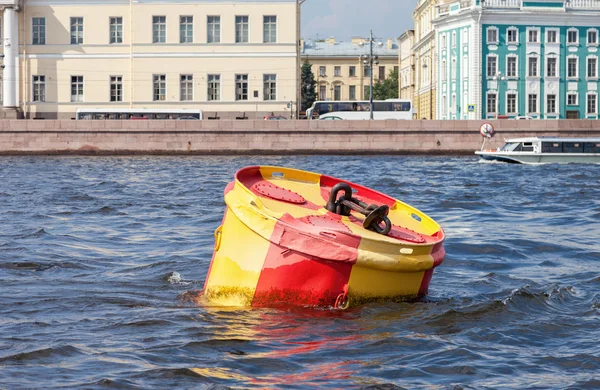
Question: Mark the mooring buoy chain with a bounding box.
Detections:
[325,183,392,235]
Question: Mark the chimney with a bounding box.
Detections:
[351,36,364,44]
[327,37,336,45]
[300,38,305,53]
[387,38,393,49]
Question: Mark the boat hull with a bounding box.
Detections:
[203,166,445,309]
[476,152,600,164]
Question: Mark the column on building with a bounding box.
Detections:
[3,6,19,109]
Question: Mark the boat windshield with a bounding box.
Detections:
[500,142,520,152]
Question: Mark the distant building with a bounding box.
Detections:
[434,0,600,120]
[398,30,416,113]
[413,0,438,120]
[301,37,399,101]
[0,0,299,119]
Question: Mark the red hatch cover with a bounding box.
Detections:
[253,182,306,204]
[306,215,352,233]
[387,225,426,243]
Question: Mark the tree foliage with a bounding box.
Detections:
[301,61,318,112]
[366,69,400,100]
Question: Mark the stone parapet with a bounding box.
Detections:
[0,120,598,155]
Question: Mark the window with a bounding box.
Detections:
[587,94,597,114]
[528,94,537,113]
[363,85,369,99]
[153,74,166,101]
[263,74,276,100]
[32,75,45,102]
[442,34,447,49]
[319,66,326,77]
[547,57,557,77]
[180,16,193,43]
[547,29,557,43]
[334,85,341,101]
[319,85,326,100]
[235,74,248,100]
[507,93,517,114]
[32,17,46,45]
[349,66,356,77]
[507,28,518,44]
[334,66,341,77]
[487,56,497,77]
[207,74,220,101]
[394,66,399,74]
[71,76,84,102]
[364,67,371,77]
[153,16,166,43]
[487,93,497,114]
[568,57,578,78]
[110,76,122,102]
[588,29,598,45]
[528,29,539,43]
[349,85,356,100]
[207,16,220,43]
[567,29,578,45]
[507,56,517,77]
[235,16,249,43]
[528,57,538,77]
[567,92,578,106]
[109,17,123,44]
[263,16,276,43]
[180,74,193,101]
[70,17,83,44]
[379,66,385,81]
[587,57,597,78]
[547,94,556,113]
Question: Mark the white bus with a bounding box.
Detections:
[305,99,412,120]
[75,108,203,120]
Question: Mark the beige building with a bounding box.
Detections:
[412,0,437,120]
[0,0,299,119]
[301,37,399,102]
[398,29,415,114]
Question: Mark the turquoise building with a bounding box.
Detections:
[433,0,600,120]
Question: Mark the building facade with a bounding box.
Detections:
[398,29,416,109]
[434,0,600,120]
[0,0,299,119]
[413,0,438,119]
[301,37,399,102]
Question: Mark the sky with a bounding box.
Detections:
[301,0,417,41]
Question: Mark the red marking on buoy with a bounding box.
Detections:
[252,182,306,204]
[387,225,426,243]
[306,215,352,233]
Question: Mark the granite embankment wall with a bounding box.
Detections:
[0,120,599,155]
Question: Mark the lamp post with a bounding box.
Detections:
[359,30,383,120]
[296,0,307,119]
[421,54,433,120]
[492,71,506,120]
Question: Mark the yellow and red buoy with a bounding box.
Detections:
[203,166,445,309]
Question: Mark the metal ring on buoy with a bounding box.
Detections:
[213,225,223,251]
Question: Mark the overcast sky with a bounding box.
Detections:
[301,0,417,41]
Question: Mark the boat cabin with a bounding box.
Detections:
[499,138,600,154]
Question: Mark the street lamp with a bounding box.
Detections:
[359,30,383,120]
[421,54,433,120]
[492,71,506,119]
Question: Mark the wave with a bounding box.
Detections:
[0,345,84,363]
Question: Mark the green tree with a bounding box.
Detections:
[301,61,317,112]
[368,68,399,100]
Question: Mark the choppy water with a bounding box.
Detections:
[0,155,599,389]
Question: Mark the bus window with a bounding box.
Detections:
[357,102,369,111]
[337,103,354,112]
[584,142,600,153]
[93,113,107,119]
[393,102,411,111]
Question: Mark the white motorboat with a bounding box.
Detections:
[475,137,600,164]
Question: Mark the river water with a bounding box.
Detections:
[0,156,598,389]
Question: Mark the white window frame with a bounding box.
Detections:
[567,55,578,79]
[588,28,598,46]
[486,27,498,44]
[567,92,578,106]
[153,74,166,101]
[180,74,193,101]
[152,16,166,44]
[263,74,277,101]
[546,93,557,114]
[32,17,46,45]
[506,91,517,115]
[506,55,518,78]
[487,54,497,78]
[567,28,579,45]
[235,15,249,43]
[235,74,248,101]
[207,16,221,43]
[109,17,123,44]
[110,75,123,102]
[528,93,538,114]
[527,28,540,44]
[32,75,46,102]
[527,55,539,78]
[487,92,497,114]
[71,75,84,102]
[180,15,193,44]
[507,27,519,44]
[263,15,277,43]
[586,92,597,114]
[587,55,598,79]
[207,74,221,101]
[546,56,558,78]
[546,28,559,44]
[70,17,84,45]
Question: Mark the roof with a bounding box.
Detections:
[302,39,399,58]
